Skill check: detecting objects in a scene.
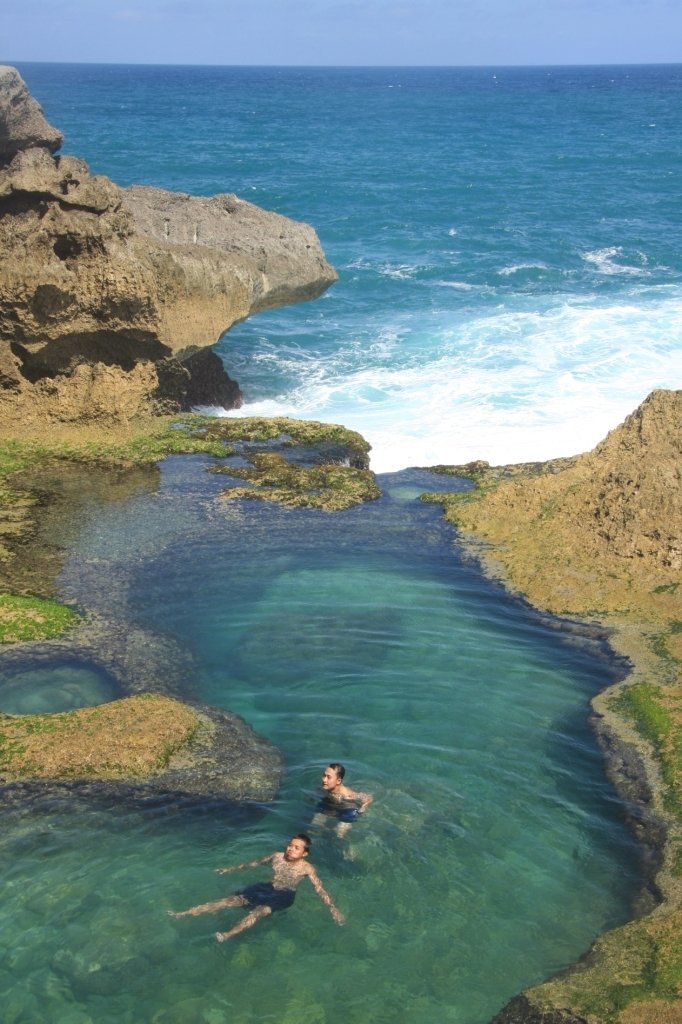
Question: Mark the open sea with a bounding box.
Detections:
[0,63,678,1024]
[16,62,682,470]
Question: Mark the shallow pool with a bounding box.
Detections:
[0,456,640,1024]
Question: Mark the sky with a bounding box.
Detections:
[1,0,681,66]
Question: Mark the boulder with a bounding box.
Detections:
[0,65,63,164]
[0,67,337,427]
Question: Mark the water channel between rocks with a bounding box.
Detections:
[0,454,641,1024]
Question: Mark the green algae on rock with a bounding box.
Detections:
[196,414,372,469]
[0,693,284,802]
[0,693,196,778]
[0,593,79,643]
[212,451,381,512]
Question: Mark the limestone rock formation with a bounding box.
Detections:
[424,390,682,619]
[0,66,63,163]
[0,67,338,427]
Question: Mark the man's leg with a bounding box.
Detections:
[215,905,272,941]
[168,895,247,918]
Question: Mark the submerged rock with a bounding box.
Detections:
[0,693,283,803]
[0,67,337,428]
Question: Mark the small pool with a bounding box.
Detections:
[0,662,116,716]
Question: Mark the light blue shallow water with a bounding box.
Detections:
[16,62,682,468]
[0,458,640,1024]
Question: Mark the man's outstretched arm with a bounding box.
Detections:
[216,853,275,875]
[307,867,345,925]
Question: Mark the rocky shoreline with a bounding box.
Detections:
[423,389,682,1024]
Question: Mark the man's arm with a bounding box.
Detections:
[306,866,345,925]
[215,853,275,875]
[346,788,374,813]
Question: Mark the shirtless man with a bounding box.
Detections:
[313,763,373,838]
[167,834,344,942]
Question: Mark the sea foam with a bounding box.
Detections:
[219,287,682,472]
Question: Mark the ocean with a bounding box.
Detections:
[16,61,682,470]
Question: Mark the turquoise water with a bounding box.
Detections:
[0,458,640,1023]
[16,62,682,469]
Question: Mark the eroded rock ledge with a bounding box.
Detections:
[0,66,337,428]
[422,390,682,1024]
[0,694,283,804]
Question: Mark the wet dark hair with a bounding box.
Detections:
[328,762,345,780]
[292,833,312,852]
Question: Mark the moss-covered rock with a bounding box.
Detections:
[0,693,196,778]
[0,693,284,802]
[197,415,372,469]
[212,451,381,511]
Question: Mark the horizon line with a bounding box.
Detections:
[5,59,682,70]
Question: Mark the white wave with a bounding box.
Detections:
[221,288,682,473]
[436,281,478,290]
[497,264,548,276]
[583,247,645,276]
[378,263,423,280]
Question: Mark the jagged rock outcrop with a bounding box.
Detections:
[0,66,338,427]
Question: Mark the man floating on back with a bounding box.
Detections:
[168,834,344,941]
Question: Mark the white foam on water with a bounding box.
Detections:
[497,264,548,276]
[582,247,646,276]
[217,288,682,472]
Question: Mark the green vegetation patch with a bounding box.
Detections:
[0,421,231,474]
[0,594,79,643]
[212,452,381,512]
[615,683,672,750]
[614,682,682,818]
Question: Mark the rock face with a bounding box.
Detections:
[424,389,682,619]
[0,66,63,163]
[0,67,338,427]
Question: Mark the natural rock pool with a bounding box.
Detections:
[0,455,641,1024]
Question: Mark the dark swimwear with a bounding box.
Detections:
[315,800,359,823]
[236,883,296,912]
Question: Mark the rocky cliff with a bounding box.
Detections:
[0,66,338,428]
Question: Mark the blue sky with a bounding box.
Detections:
[1,0,680,65]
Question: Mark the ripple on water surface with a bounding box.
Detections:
[0,457,641,1024]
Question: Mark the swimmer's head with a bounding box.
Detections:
[286,834,311,861]
[322,763,345,790]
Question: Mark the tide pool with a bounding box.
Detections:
[0,457,640,1024]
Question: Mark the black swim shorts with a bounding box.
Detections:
[236,883,296,912]
[315,801,359,823]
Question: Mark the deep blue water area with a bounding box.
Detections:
[14,62,682,469]
[0,459,641,1023]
